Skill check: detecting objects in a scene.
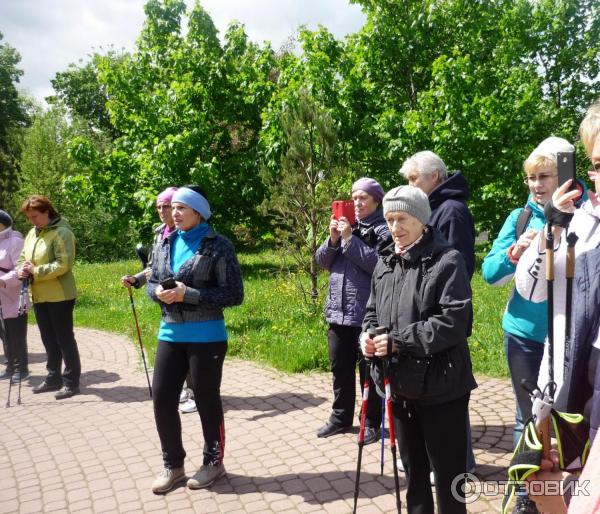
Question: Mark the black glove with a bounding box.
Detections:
[544,199,574,228]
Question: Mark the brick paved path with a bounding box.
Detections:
[0,327,514,513]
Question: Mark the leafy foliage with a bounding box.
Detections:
[0,31,29,210]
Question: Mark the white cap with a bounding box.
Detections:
[529,136,575,164]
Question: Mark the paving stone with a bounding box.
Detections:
[0,325,515,513]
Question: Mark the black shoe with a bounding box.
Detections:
[55,386,80,400]
[512,496,539,514]
[33,381,63,394]
[316,422,351,438]
[363,426,381,445]
[10,371,31,384]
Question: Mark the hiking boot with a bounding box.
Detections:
[33,381,62,394]
[363,426,380,445]
[512,496,539,514]
[316,422,351,438]
[10,371,30,383]
[179,398,197,413]
[187,463,226,489]
[55,386,80,400]
[151,466,186,494]
[0,369,13,380]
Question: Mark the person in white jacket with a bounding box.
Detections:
[515,100,600,396]
[0,210,30,383]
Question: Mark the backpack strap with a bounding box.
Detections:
[515,205,533,239]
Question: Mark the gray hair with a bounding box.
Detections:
[400,151,448,183]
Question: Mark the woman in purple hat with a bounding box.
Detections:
[315,177,391,442]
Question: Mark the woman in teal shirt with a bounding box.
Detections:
[147,186,244,494]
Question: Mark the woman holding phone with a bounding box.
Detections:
[315,177,390,442]
[147,185,244,494]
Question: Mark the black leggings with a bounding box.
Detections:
[153,340,227,469]
[0,313,28,374]
[34,300,80,387]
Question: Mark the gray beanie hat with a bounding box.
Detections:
[383,185,431,225]
[0,210,13,228]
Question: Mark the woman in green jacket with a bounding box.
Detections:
[17,195,81,400]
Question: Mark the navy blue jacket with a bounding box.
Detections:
[428,172,476,279]
[556,247,600,443]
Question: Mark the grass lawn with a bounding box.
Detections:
[70,250,512,377]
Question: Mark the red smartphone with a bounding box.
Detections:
[332,200,356,226]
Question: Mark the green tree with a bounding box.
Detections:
[261,91,341,308]
[67,0,276,244]
[0,31,29,210]
[17,107,133,261]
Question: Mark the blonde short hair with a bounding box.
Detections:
[579,100,600,158]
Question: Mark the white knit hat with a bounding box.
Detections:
[528,136,575,164]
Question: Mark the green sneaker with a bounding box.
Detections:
[151,466,186,494]
[187,463,226,489]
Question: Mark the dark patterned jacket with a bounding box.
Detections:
[147,226,244,323]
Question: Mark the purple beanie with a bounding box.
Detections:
[352,177,385,204]
[156,187,178,204]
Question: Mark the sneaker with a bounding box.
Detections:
[55,386,80,400]
[512,496,539,514]
[179,388,192,403]
[10,371,30,383]
[187,463,226,489]
[316,422,351,438]
[32,381,62,394]
[151,466,186,494]
[179,398,198,413]
[363,426,380,445]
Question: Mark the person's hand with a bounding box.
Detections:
[144,267,152,281]
[551,180,581,214]
[337,217,352,242]
[511,229,538,260]
[155,281,186,304]
[526,453,568,514]
[120,275,137,288]
[17,261,33,279]
[373,333,390,358]
[329,216,341,245]
[360,332,375,358]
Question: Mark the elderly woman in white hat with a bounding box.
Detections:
[361,185,476,514]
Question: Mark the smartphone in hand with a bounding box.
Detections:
[557,151,577,191]
[332,200,356,226]
[160,277,177,290]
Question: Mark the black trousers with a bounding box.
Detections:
[34,300,80,388]
[153,340,227,469]
[328,324,381,427]
[0,313,28,373]
[394,394,470,514]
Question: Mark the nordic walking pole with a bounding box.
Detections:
[380,396,385,476]
[0,297,11,408]
[383,357,402,513]
[538,221,556,459]
[353,361,371,514]
[127,287,152,398]
[563,232,578,379]
[16,279,29,406]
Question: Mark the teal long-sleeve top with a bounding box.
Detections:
[481,198,547,343]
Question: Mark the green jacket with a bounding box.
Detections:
[18,217,77,303]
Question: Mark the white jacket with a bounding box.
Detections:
[515,200,600,393]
